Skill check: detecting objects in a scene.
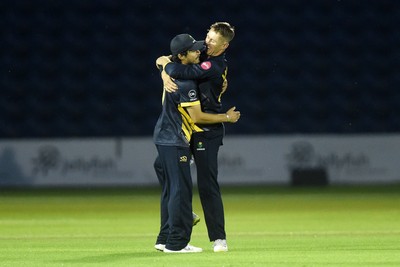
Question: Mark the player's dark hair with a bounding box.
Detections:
[171,51,188,63]
[209,22,235,42]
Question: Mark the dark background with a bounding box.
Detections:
[1,0,400,138]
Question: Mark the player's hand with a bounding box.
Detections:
[226,106,241,123]
[162,70,178,92]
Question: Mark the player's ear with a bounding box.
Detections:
[223,42,229,50]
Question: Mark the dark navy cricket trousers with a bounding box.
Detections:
[154,145,193,250]
[190,126,226,241]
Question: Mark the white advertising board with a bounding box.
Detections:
[0,138,157,186]
[218,135,400,185]
[0,134,399,187]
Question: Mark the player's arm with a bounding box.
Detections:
[156,56,214,92]
[165,61,212,80]
[156,55,171,70]
[156,56,178,92]
[186,105,240,124]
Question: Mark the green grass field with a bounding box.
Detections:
[1,186,400,266]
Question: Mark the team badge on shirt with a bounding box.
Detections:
[200,61,212,70]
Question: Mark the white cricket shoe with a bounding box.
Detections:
[154,244,165,251]
[164,244,203,253]
[213,239,228,252]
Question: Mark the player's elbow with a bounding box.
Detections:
[188,111,204,124]
[190,114,201,124]
[164,65,175,76]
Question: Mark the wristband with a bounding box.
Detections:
[226,114,230,122]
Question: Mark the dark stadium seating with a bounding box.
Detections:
[1,0,399,137]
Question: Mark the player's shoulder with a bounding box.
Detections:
[199,61,213,71]
[177,79,197,92]
[198,58,223,72]
[179,80,199,103]
[177,78,196,85]
[200,55,225,71]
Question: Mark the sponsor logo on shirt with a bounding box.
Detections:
[196,142,205,151]
[200,61,212,70]
[188,90,197,100]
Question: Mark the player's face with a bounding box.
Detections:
[184,50,201,64]
[205,29,228,56]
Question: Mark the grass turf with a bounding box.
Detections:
[0,186,399,266]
